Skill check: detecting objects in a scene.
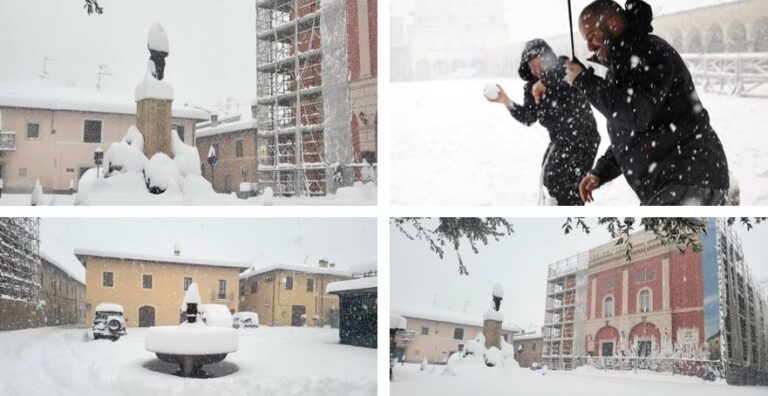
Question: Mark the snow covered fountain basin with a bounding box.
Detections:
[144,283,238,377]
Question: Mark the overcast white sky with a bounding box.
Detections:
[40,217,376,282]
[0,0,255,113]
[391,218,768,333]
[391,0,739,41]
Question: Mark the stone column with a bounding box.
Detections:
[483,319,502,349]
[137,98,173,159]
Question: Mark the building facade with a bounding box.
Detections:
[238,260,352,327]
[195,114,259,194]
[76,248,249,327]
[348,0,377,168]
[39,251,86,327]
[0,83,208,192]
[327,276,377,348]
[512,333,543,368]
[392,308,521,364]
[542,219,768,385]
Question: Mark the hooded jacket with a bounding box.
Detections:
[573,0,729,203]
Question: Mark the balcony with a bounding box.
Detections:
[0,131,16,151]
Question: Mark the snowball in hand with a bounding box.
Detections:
[484,83,501,100]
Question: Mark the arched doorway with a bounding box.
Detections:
[629,322,661,357]
[594,326,620,357]
[727,21,747,52]
[451,59,467,74]
[139,305,155,327]
[669,28,684,52]
[706,23,724,53]
[433,60,450,79]
[753,17,768,52]
[470,58,487,77]
[414,59,431,81]
[688,27,703,53]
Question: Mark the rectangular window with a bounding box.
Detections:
[26,123,40,139]
[218,279,227,299]
[83,120,102,143]
[285,276,293,290]
[601,277,617,291]
[635,267,656,284]
[306,279,314,292]
[421,326,429,336]
[174,124,185,141]
[143,274,153,289]
[184,277,192,291]
[453,328,464,340]
[235,140,244,157]
[103,272,113,287]
[19,168,27,177]
[250,281,258,294]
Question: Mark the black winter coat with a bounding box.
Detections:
[510,39,600,205]
[573,24,729,203]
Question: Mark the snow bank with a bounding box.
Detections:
[135,62,173,101]
[171,131,201,177]
[103,137,148,175]
[233,311,259,326]
[144,153,182,194]
[145,321,239,355]
[483,83,500,100]
[262,186,274,206]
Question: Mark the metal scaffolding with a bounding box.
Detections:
[254,0,351,196]
[0,218,41,303]
[542,253,587,370]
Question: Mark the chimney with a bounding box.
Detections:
[174,243,181,256]
[319,259,328,268]
[211,114,219,126]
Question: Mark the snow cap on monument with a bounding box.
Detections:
[182,282,201,311]
[148,23,169,53]
[492,283,503,299]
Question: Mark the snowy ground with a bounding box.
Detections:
[391,79,768,205]
[0,182,376,206]
[0,326,376,396]
[391,362,766,396]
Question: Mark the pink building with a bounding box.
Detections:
[0,82,207,192]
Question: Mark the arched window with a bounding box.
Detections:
[688,27,703,53]
[753,17,768,52]
[706,23,725,53]
[669,29,684,52]
[639,289,651,313]
[727,21,747,53]
[603,296,614,318]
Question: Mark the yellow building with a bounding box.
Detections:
[75,247,250,327]
[238,260,353,327]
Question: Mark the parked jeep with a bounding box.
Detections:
[92,303,127,341]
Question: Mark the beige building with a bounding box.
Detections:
[238,260,352,327]
[75,247,250,327]
[0,82,208,192]
[393,308,522,364]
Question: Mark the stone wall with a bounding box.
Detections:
[0,298,42,331]
[137,98,173,158]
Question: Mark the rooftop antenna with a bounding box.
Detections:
[96,64,113,91]
[38,57,55,81]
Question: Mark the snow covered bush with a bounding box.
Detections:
[103,127,148,176]
[30,179,44,206]
[144,152,182,194]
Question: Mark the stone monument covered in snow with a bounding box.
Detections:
[483,283,504,350]
[136,23,174,159]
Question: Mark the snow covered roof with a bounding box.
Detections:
[0,81,208,120]
[38,249,86,285]
[326,277,377,294]
[239,263,353,280]
[196,117,258,138]
[392,307,523,333]
[513,332,543,341]
[390,314,407,330]
[348,261,377,274]
[74,248,251,269]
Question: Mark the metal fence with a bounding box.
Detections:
[682,52,768,97]
[577,356,724,380]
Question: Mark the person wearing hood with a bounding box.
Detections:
[565,0,730,205]
[487,39,600,206]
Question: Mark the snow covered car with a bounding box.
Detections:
[201,304,233,327]
[232,312,259,328]
[92,303,127,341]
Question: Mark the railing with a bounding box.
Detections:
[682,52,768,97]
[578,356,723,380]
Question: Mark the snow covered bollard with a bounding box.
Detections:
[30,179,44,206]
[145,283,238,377]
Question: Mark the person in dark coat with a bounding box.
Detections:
[565,0,730,205]
[487,39,600,206]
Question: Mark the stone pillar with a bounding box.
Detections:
[483,319,502,349]
[137,98,173,159]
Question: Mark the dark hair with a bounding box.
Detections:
[580,0,653,35]
[580,0,623,21]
